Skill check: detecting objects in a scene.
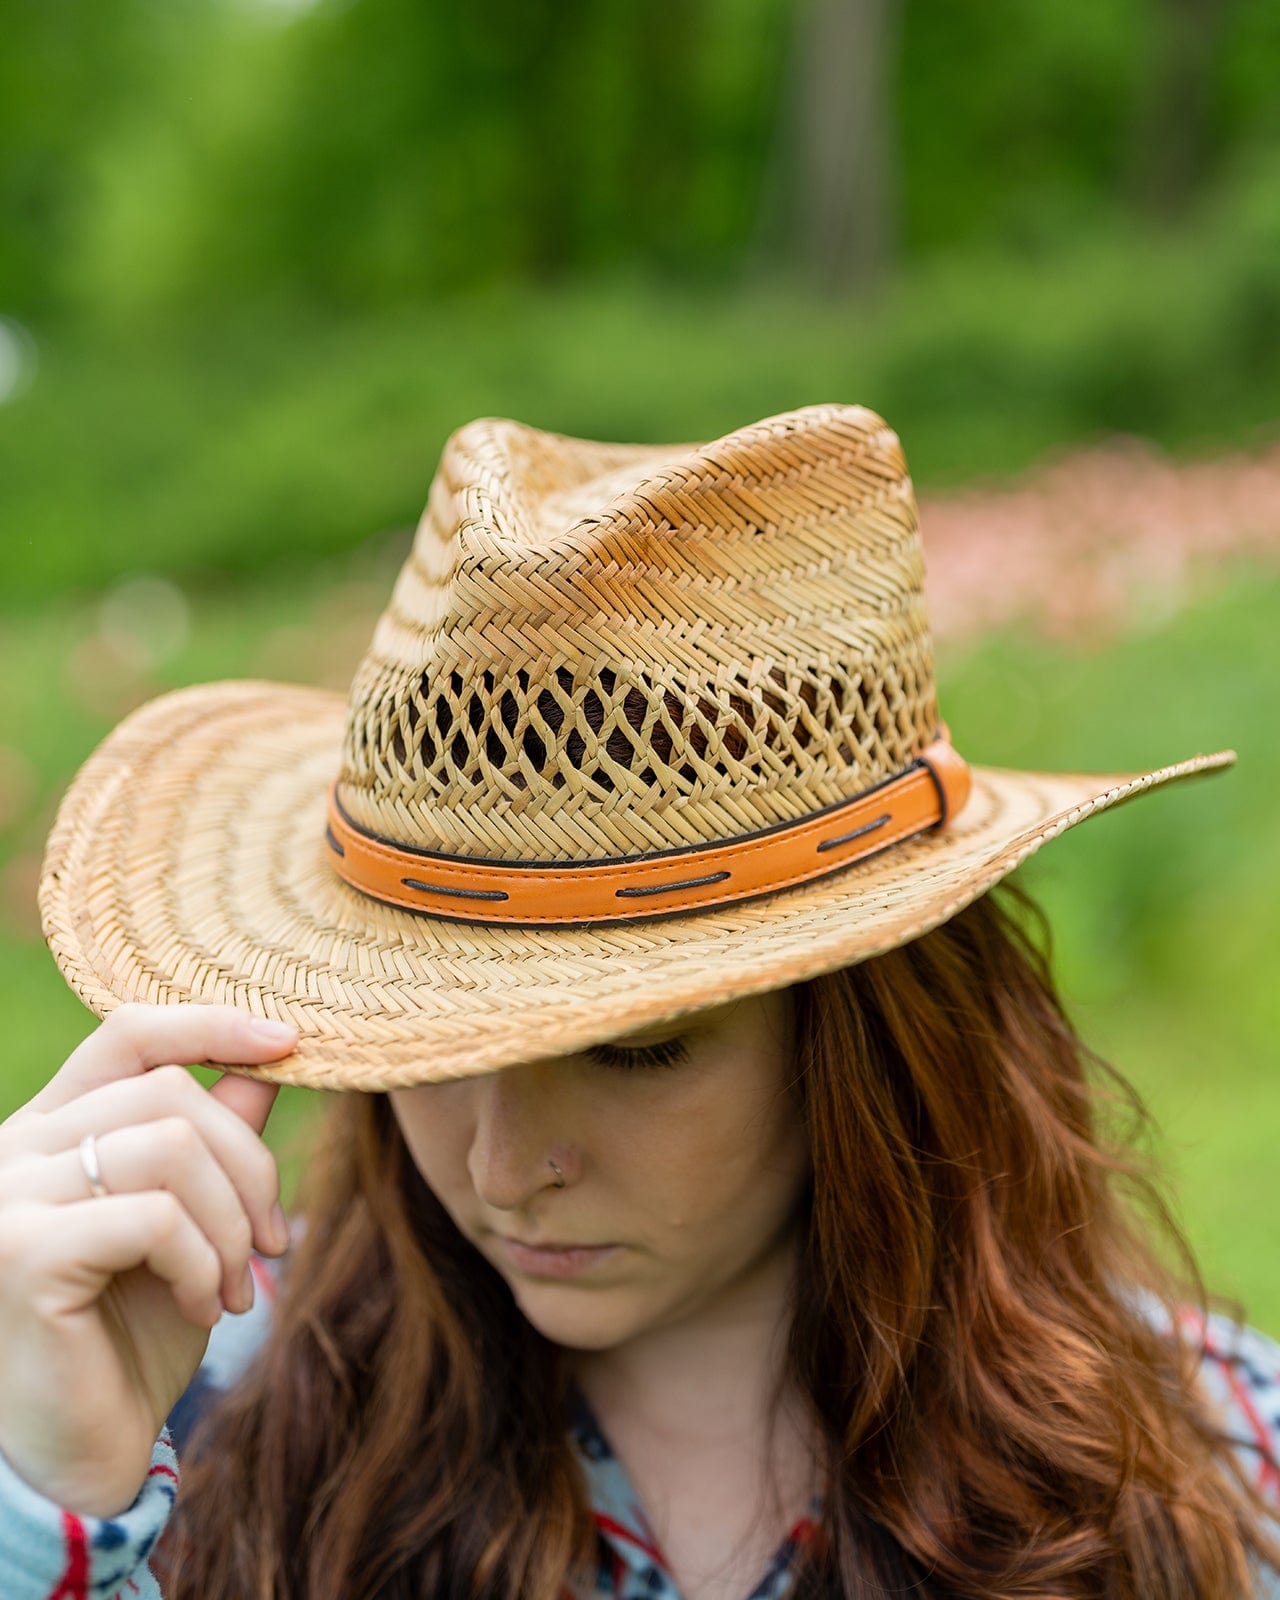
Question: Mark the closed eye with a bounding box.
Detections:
[586,1037,691,1072]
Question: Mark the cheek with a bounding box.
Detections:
[595,1071,810,1242]
[389,1085,473,1193]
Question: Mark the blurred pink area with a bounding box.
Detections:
[920,434,1280,647]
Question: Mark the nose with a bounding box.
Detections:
[466,1061,573,1212]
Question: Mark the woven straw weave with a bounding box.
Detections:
[339,405,934,859]
[37,403,1235,1090]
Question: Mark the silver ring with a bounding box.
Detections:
[548,1159,566,1189]
[78,1133,110,1199]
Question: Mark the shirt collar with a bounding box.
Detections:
[565,1384,825,1598]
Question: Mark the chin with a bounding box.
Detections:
[509,1282,647,1351]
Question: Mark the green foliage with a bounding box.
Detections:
[5,0,1280,320]
[2,0,1278,1337]
[3,0,1278,609]
[938,560,1280,1329]
[5,182,1280,607]
[4,0,791,319]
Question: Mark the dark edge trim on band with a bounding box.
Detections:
[916,750,950,829]
[330,746,939,873]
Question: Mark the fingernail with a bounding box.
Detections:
[249,1017,296,1046]
[241,1262,256,1310]
[270,1202,290,1251]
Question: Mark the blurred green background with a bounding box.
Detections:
[1,0,1278,1326]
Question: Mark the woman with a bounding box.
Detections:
[1,405,1277,1598]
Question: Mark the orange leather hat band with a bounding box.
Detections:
[325,731,972,928]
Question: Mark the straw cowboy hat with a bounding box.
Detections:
[39,403,1234,1092]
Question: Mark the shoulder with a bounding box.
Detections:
[164,1237,294,1455]
[1186,1308,1280,1505]
[1128,1289,1280,1507]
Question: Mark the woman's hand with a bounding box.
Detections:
[0,1004,296,1519]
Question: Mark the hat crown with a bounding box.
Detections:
[338,403,939,862]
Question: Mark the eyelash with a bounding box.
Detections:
[586,1037,691,1072]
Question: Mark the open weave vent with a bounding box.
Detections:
[339,405,940,862]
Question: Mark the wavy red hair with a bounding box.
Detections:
[156,881,1280,1598]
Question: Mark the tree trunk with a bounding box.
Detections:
[1127,0,1234,221]
[753,0,900,296]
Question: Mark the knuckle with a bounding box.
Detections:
[103,1002,148,1038]
[147,1189,187,1243]
[155,1115,203,1161]
[150,1062,196,1100]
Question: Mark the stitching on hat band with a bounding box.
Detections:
[323,730,973,927]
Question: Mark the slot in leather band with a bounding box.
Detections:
[325,729,972,927]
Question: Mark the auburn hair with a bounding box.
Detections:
[156,880,1280,1598]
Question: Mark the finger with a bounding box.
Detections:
[8,1193,227,1330]
[207,1072,283,1142]
[0,1121,260,1314]
[28,1004,298,1116]
[21,1067,287,1259]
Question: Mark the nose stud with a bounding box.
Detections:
[548,1159,566,1189]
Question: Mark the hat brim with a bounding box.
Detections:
[39,681,1235,1091]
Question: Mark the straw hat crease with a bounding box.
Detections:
[39,405,1234,1091]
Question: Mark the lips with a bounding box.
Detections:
[503,1238,597,1252]
[495,1235,621,1280]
